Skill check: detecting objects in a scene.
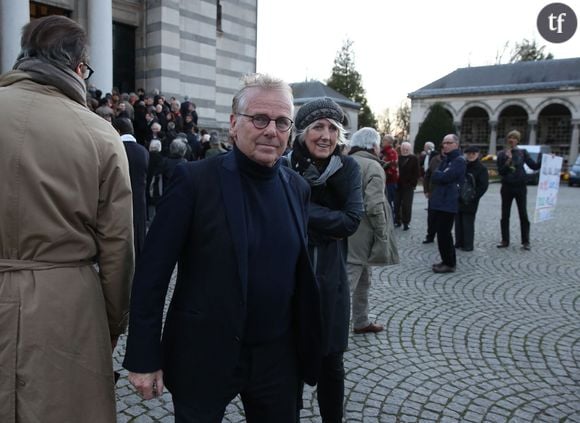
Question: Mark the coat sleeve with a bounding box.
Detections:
[364,162,389,239]
[476,164,489,199]
[123,163,196,372]
[308,157,364,239]
[497,151,511,176]
[524,150,542,170]
[432,156,466,185]
[96,134,135,338]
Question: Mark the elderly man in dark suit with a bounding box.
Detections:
[123,73,322,422]
[394,141,420,230]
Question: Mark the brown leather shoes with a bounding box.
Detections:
[353,323,384,334]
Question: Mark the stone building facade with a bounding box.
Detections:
[0,0,258,130]
[408,58,580,164]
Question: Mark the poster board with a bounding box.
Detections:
[534,155,563,223]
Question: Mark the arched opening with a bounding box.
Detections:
[460,106,490,154]
[537,103,572,157]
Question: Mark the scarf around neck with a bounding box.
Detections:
[290,138,343,187]
[4,57,87,106]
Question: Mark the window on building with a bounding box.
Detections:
[538,104,572,158]
[460,107,490,154]
[216,0,223,34]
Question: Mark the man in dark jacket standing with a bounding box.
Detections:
[430,134,466,273]
[496,130,541,250]
[395,141,420,230]
[455,146,489,251]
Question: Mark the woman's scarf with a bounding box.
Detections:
[290,138,343,187]
[9,57,87,106]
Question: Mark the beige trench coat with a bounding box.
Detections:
[0,74,134,422]
[347,151,399,266]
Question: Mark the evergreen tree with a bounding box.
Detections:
[414,103,455,153]
[327,39,377,129]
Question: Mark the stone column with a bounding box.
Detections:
[489,121,498,155]
[87,0,113,92]
[528,120,537,145]
[569,120,580,165]
[454,121,461,139]
[0,0,29,73]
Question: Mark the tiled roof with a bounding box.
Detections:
[290,80,360,109]
[409,57,580,99]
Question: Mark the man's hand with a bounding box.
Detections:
[128,370,164,400]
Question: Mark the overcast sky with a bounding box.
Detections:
[256,0,580,116]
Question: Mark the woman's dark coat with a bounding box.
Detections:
[458,158,489,213]
[291,153,363,354]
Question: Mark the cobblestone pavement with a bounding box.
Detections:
[114,183,580,422]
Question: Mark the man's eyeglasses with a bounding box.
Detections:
[80,63,94,80]
[237,113,293,132]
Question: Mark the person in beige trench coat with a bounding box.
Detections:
[346,128,399,334]
[0,16,134,423]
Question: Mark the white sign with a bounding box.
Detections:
[534,155,563,223]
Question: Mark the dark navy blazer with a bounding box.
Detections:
[123,151,322,402]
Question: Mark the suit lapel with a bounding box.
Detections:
[279,170,306,242]
[218,153,248,299]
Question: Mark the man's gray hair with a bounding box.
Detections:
[350,127,380,150]
[170,138,187,157]
[425,141,435,150]
[232,73,293,115]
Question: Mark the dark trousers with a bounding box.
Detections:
[174,335,298,423]
[385,183,397,218]
[395,185,415,225]
[500,184,530,245]
[316,352,345,423]
[426,202,436,240]
[455,211,476,250]
[433,210,456,267]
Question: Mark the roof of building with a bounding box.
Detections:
[290,80,360,109]
[409,57,580,99]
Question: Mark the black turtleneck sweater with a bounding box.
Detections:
[234,146,299,345]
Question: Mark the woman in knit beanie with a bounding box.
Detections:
[289,97,364,422]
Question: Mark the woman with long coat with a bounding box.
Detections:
[289,97,363,422]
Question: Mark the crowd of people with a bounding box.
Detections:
[0,14,544,423]
[382,128,541,274]
[85,78,234,226]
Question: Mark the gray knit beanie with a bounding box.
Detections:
[294,97,344,130]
